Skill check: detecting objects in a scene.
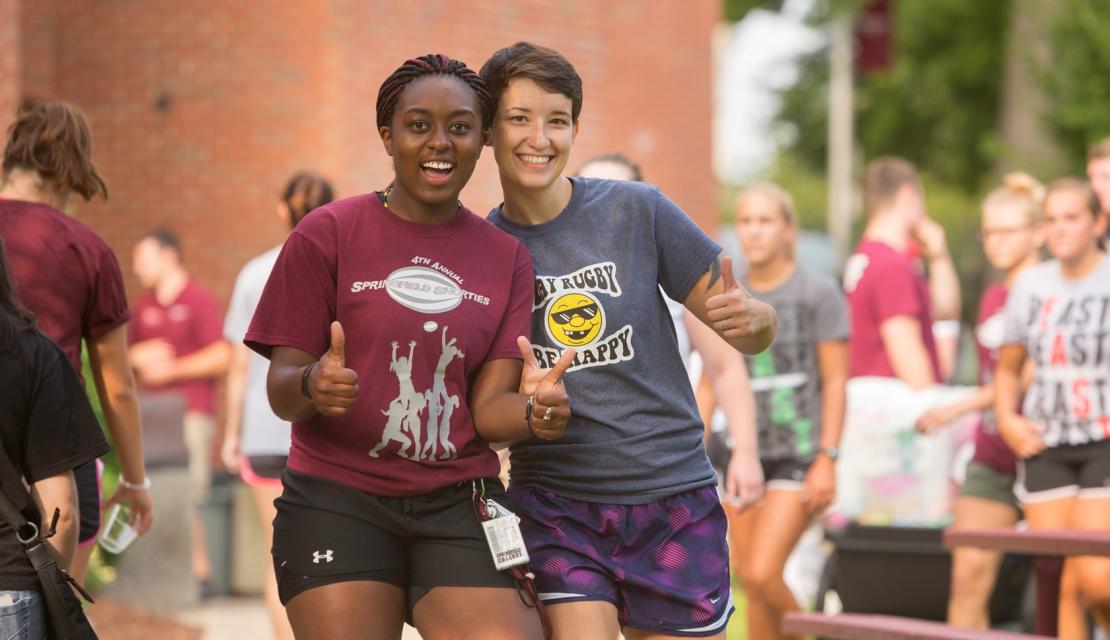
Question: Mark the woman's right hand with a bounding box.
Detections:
[221,432,241,474]
[915,403,960,434]
[998,412,1045,458]
[309,321,360,416]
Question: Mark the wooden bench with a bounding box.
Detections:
[943,528,1110,557]
[782,612,1053,640]
[785,528,1110,639]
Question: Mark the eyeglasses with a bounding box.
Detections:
[978,226,1031,242]
[551,303,599,325]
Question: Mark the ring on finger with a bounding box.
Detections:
[543,407,554,422]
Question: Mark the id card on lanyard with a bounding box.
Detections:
[472,481,529,571]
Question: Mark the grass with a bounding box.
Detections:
[727,587,749,640]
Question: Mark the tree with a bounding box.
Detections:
[775,0,1013,192]
[1039,0,1110,169]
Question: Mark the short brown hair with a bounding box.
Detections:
[863,156,920,215]
[1045,177,1099,216]
[2,100,108,201]
[1088,137,1110,162]
[480,42,583,123]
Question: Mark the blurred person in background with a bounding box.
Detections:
[1086,139,1110,247]
[0,236,110,640]
[575,152,764,514]
[222,172,333,639]
[913,174,1069,631]
[731,183,849,640]
[996,177,1110,639]
[0,100,152,584]
[246,54,571,639]
[129,228,229,593]
[843,157,959,389]
[482,42,776,640]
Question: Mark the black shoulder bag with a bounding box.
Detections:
[0,485,98,639]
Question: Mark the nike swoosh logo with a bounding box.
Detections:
[709,596,721,604]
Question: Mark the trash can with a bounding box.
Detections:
[201,470,235,597]
[817,523,1031,626]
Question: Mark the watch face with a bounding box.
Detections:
[823,447,839,460]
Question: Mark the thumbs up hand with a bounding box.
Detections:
[705,256,769,340]
[309,321,360,416]
[517,337,575,440]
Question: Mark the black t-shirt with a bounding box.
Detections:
[0,324,110,590]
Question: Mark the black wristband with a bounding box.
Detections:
[524,394,535,435]
[301,362,318,400]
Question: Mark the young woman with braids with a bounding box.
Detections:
[244,54,573,639]
[221,172,333,640]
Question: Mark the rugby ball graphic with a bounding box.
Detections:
[386,266,462,314]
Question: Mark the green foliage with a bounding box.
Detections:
[723,0,784,23]
[1039,0,1110,169]
[81,345,123,592]
[777,0,1013,192]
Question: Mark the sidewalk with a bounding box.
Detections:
[171,596,424,639]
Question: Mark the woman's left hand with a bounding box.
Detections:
[529,387,572,440]
[705,256,775,340]
[802,455,836,514]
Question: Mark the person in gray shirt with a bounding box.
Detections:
[996,177,1110,637]
[481,42,777,640]
[730,183,850,640]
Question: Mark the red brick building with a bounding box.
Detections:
[1,0,718,305]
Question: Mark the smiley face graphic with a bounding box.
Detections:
[546,291,606,347]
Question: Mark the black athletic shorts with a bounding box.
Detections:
[76,460,100,543]
[761,457,810,490]
[1017,438,1110,503]
[272,469,516,616]
[246,455,287,479]
[706,431,810,492]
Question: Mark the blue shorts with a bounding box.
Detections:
[509,484,734,637]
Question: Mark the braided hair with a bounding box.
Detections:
[376,54,494,131]
[281,172,334,228]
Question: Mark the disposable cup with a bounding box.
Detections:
[98,503,138,554]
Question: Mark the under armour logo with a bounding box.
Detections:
[313,550,333,564]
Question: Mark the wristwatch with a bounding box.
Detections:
[818,446,839,461]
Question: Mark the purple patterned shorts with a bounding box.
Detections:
[509,484,734,637]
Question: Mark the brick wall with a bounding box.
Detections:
[0,0,20,139]
[11,0,719,306]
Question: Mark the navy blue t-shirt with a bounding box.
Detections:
[489,178,721,503]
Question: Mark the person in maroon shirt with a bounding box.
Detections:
[128,228,229,590]
[0,100,153,583]
[246,55,572,639]
[843,156,959,388]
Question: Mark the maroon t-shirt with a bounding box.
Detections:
[0,198,131,375]
[129,280,224,415]
[245,194,534,497]
[844,239,941,380]
[970,283,1016,473]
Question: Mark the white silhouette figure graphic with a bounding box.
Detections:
[370,341,425,459]
[421,327,464,460]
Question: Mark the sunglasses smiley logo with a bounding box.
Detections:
[546,291,606,348]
